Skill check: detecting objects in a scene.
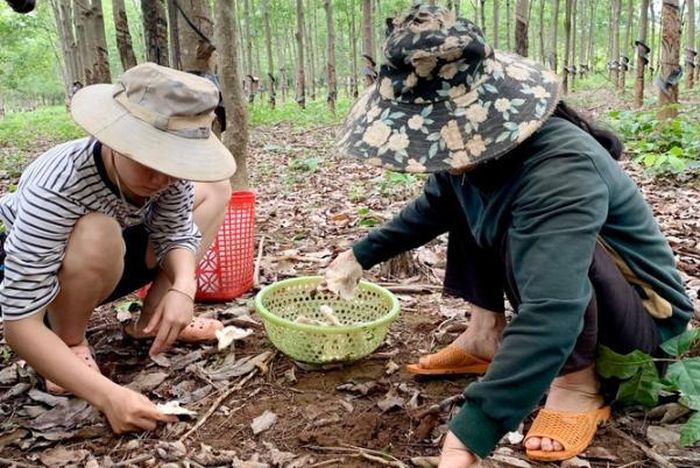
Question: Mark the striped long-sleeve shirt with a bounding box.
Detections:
[0,138,201,321]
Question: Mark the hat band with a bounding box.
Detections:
[113,90,214,139]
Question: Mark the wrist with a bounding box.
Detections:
[171,279,197,298]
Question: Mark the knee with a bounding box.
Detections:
[65,214,125,272]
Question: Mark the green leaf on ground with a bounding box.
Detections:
[661,329,700,357]
[666,358,700,397]
[680,411,700,447]
[680,395,700,411]
[616,363,661,407]
[596,345,655,379]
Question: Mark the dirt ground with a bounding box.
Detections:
[1,98,699,467]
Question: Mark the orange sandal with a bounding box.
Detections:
[406,345,491,375]
[46,344,101,395]
[524,406,611,462]
[125,317,224,343]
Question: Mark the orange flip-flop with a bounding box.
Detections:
[524,406,611,462]
[46,344,101,395]
[406,345,491,375]
[125,316,224,343]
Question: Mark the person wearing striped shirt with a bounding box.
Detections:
[0,63,236,433]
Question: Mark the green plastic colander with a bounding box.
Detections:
[255,276,400,364]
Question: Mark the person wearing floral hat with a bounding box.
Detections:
[324,4,693,465]
[0,63,236,433]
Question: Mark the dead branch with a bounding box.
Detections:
[609,427,676,468]
[253,235,266,288]
[113,454,155,467]
[178,367,259,442]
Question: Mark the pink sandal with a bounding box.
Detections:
[45,344,101,395]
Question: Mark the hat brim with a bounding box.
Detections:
[70,85,236,182]
[336,52,562,173]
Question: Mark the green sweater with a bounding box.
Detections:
[352,117,693,458]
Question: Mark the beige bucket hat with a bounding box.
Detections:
[71,62,236,182]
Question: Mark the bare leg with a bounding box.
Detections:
[450,304,506,361]
[47,213,125,346]
[524,365,604,452]
[133,180,232,330]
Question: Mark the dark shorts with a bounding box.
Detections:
[0,225,158,308]
[101,224,158,304]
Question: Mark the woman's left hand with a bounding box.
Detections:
[144,288,194,357]
[439,431,478,468]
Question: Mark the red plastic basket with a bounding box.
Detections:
[135,191,255,302]
[195,191,256,302]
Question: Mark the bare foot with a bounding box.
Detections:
[449,305,505,361]
[524,365,604,453]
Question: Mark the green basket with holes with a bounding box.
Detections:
[254,276,400,364]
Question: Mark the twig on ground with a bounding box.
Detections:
[178,368,259,442]
[113,454,154,467]
[307,458,346,467]
[609,427,676,468]
[0,457,34,468]
[377,283,442,294]
[253,235,266,288]
[353,452,405,467]
[307,444,406,467]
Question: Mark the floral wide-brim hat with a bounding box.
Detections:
[336,4,562,173]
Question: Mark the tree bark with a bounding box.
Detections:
[324,0,337,114]
[620,0,634,89]
[578,0,587,75]
[550,0,560,70]
[262,0,275,107]
[50,0,80,91]
[349,1,359,98]
[539,0,545,64]
[177,0,214,73]
[243,0,253,76]
[493,0,500,48]
[91,0,111,82]
[480,0,487,33]
[563,0,572,93]
[506,0,512,50]
[142,0,169,66]
[306,0,317,100]
[611,0,621,88]
[214,0,249,190]
[515,0,529,57]
[167,0,182,70]
[657,0,681,120]
[649,1,656,73]
[295,0,306,108]
[634,0,650,108]
[113,0,137,71]
[685,0,696,89]
[362,0,374,86]
[571,0,577,87]
[587,0,595,71]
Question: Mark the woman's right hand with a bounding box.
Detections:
[322,249,363,300]
[100,385,177,433]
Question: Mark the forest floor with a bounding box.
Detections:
[1,87,699,467]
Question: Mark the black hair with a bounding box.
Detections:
[5,0,35,13]
[552,101,624,160]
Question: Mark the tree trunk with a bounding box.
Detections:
[113,0,137,71]
[634,0,650,108]
[142,0,169,66]
[620,0,634,88]
[506,0,512,50]
[649,1,656,74]
[571,0,577,87]
[657,0,681,120]
[563,0,572,93]
[177,0,214,73]
[578,0,587,75]
[550,0,560,70]
[295,0,306,108]
[306,0,317,100]
[515,0,529,57]
[74,0,90,83]
[480,0,487,33]
[50,0,80,92]
[350,1,359,98]
[685,0,696,89]
[214,0,249,190]
[611,0,621,88]
[243,0,253,77]
[539,0,546,64]
[587,0,595,71]
[324,0,336,114]
[262,0,275,108]
[167,0,182,70]
[380,252,420,280]
[493,0,500,48]
[362,0,374,86]
[76,0,111,84]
